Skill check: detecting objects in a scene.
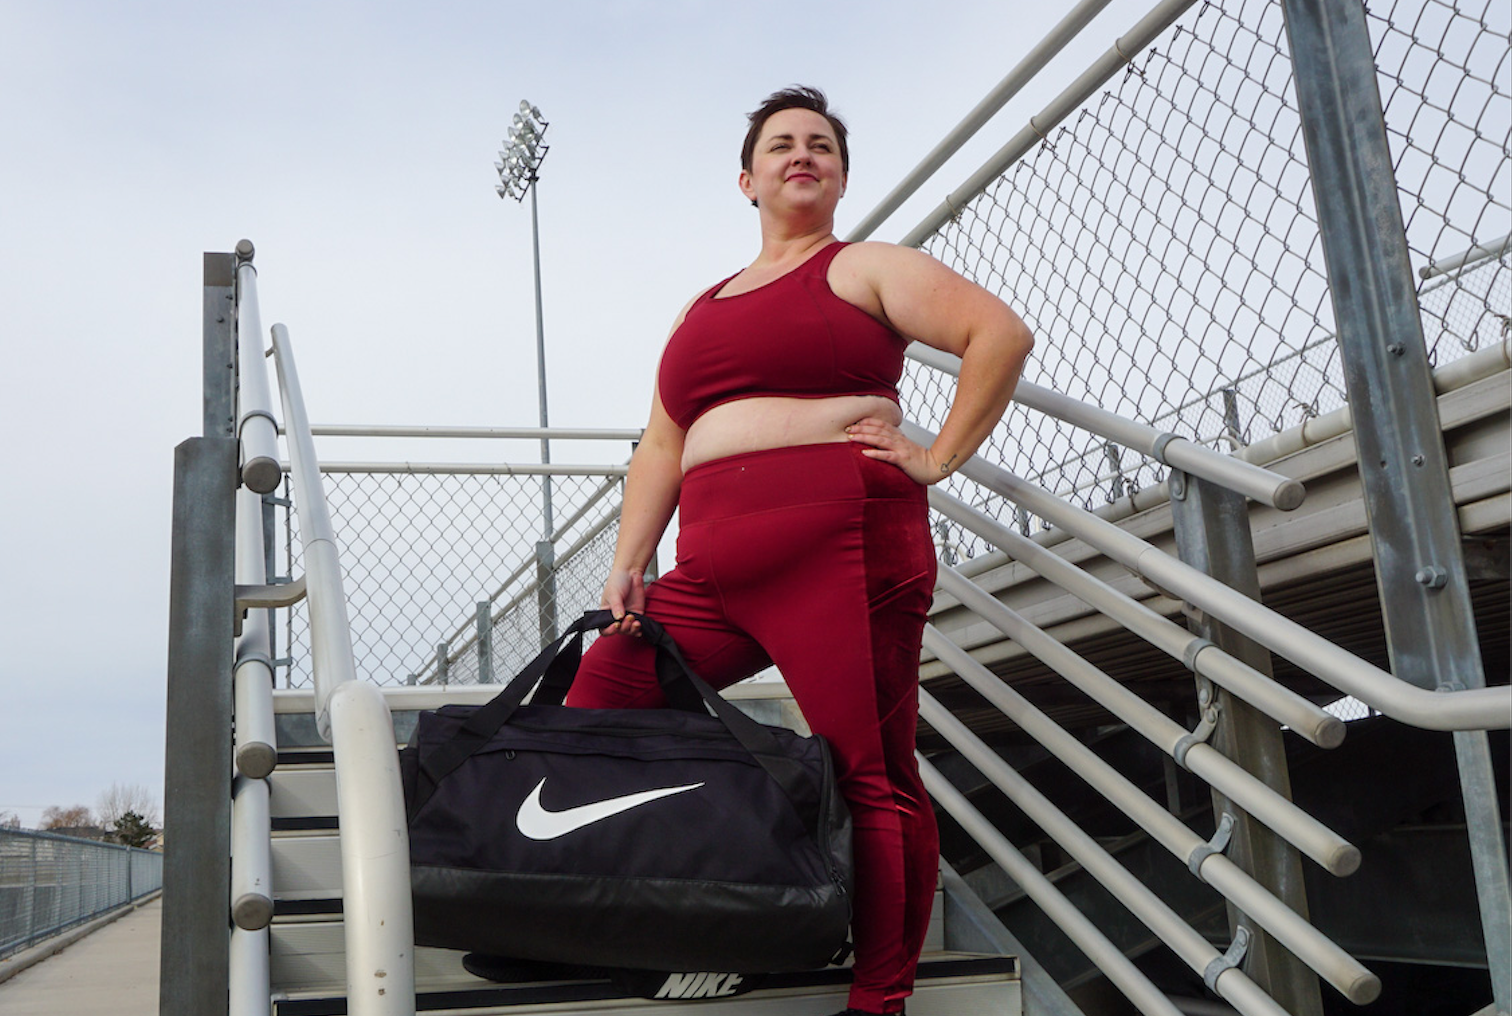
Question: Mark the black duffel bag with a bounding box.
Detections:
[400,609,854,973]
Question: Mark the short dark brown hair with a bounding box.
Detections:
[741,86,850,174]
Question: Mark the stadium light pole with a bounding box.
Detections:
[496,100,557,643]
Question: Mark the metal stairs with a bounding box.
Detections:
[262,687,1025,1015]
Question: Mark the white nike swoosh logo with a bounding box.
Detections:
[515,777,706,841]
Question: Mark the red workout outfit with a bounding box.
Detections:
[567,242,938,1015]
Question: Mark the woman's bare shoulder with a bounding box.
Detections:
[829,242,947,315]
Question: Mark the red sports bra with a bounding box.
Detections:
[656,242,907,431]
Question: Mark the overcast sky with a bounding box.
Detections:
[0,0,1152,828]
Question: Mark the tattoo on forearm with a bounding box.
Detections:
[940,454,958,475]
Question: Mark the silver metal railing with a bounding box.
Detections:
[882,0,1508,546]
[868,2,1508,1007]
[270,321,415,1016]
[929,489,1342,746]
[234,255,281,496]
[916,421,1512,732]
[228,256,283,1016]
[917,673,1375,1003]
[907,345,1307,511]
[272,438,634,689]
[848,0,1121,242]
[0,829,162,961]
[894,0,1202,250]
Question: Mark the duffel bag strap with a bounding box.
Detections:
[529,609,703,713]
[410,614,601,819]
[413,610,823,834]
[411,610,704,820]
[635,615,823,832]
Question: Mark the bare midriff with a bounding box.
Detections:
[681,393,903,473]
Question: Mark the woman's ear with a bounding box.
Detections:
[738,169,757,207]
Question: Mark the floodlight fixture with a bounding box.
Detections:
[492,99,556,556]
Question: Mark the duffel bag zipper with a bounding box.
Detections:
[503,719,737,741]
[816,739,849,899]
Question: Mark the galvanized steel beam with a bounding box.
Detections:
[1168,471,1325,1015]
[160,437,236,1016]
[1279,1,1510,1009]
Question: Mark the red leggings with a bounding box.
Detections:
[566,442,939,1014]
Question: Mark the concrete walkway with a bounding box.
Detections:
[0,897,160,1015]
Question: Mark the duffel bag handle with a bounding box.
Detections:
[528,609,704,712]
[410,610,822,834]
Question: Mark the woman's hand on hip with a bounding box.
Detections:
[846,416,946,485]
[600,569,646,636]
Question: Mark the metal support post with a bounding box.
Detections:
[160,250,240,1016]
[529,182,555,545]
[1168,469,1324,1016]
[161,438,237,1016]
[261,492,278,684]
[1280,2,1510,1008]
[203,253,237,440]
[536,539,558,647]
[476,601,494,684]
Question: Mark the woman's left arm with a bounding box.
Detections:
[835,243,1034,485]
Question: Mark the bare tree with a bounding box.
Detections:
[40,805,94,830]
[97,783,160,830]
[0,810,21,829]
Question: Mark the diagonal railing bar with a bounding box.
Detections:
[905,419,1512,732]
[918,679,1380,1004]
[270,322,415,1016]
[918,754,1189,1016]
[908,344,1305,509]
[926,570,1359,876]
[848,0,1120,241]
[928,487,1343,747]
[898,0,1202,249]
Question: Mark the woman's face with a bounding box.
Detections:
[739,107,847,214]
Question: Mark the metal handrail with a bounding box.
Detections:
[847,0,1118,241]
[918,423,1512,731]
[919,636,1380,1002]
[929,488,1343,747]
[229,252,281,992]
[908,344,1306,510]
[303,424,643,441]
[945,337,1510,584]
[923,582,1361,877]
[920,694,1355,1016]
[294,461,629,476]
[898,0,1201,249]
[918,755,1191,1016]
[270,322,415,1016]
[234,257,281,494]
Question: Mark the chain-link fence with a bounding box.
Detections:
[908,0,1509,561]
[0,829,163,960]
[277,467,625,688]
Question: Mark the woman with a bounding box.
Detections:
[567,86,1033,1016]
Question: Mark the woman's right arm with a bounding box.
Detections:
[601,295,699,635]
[601,389,684,635]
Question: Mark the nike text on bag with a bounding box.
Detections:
[400,610,855,973]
